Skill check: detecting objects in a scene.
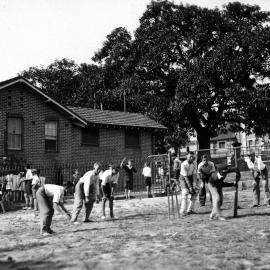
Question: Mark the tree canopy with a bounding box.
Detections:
[21,1,270,153]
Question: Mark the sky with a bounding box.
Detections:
[0,0,270,81]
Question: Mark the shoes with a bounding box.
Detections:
[27,207,32,210]
[187,210,196,215]
[101,216,106,220]
[180,212,187,217]
[23,207,28,210]
[110,216,117,219]
[72,221,80,225]
[41,232,51,236]
[48,229,56,234]
[251,204,260,208]
[209,215,226,221]
[83,219,93,223]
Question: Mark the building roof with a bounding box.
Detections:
[211,132,237,141]
[0,76,166,130]
[68,106,167,130]
[0,76,88,126]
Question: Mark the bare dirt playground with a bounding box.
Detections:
[1,190,270,270]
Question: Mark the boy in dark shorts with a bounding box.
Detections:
[0,178,6,214]
[19,165,33,210]
[120,158,137,200]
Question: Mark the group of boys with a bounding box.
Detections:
[172,151,269,220]
[32,159,139,236]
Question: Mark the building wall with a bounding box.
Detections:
[71,126,153,166]
[0,82,154,184]
[0,83,73,167]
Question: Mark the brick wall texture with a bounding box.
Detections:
[0,82,154,184]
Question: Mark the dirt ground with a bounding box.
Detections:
[1,189,270,270]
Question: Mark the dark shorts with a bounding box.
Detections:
[24,181,32,195]
[174,170,180,180]
[145,177,152,187]
[125,180,133,190]
[102,183,112,198]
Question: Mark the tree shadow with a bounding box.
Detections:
[0,259,68,270]
[227,212,270,219]
[0,242,47,253]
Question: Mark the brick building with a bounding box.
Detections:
[0,77,166,185]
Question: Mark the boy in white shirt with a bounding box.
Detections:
[142,162,152,198]
[247,153,269,207]
[36,184,71,236]
[23,165,33,210]
[31,169,41,212]
[179,152,198,216]
[100,165,119,219]
[71,162,101,224]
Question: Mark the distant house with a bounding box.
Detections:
[180,130,269,158]
[0,77,166,183]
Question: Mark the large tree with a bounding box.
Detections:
[124,1,270,151]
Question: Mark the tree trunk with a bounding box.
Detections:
[196,128,211,162]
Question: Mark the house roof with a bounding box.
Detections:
[211,132,237,141]
[0,76,88,126]
[68,106,167,130]
[0,76,166,130]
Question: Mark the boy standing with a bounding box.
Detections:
[142,162,152,198]
[247,153,269,207]
[179,152,198,216]
[71,163,101,224]
[100,165,119,219]
[31,169,41,212]
[36,184,71,236]
[198,155,216,206]
[120,158,137,200]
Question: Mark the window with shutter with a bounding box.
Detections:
[7,118,23,150]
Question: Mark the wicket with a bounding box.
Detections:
[167,185,180,219]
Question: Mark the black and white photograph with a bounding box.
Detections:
[0,0,270,269]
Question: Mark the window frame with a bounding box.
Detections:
[45,120,59,152]
[7,117,23,151]
[218,141,226,149]
[125,129,140,149]
[81,126,99,147]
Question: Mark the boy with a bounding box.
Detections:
[246,153,269,207]
[36,184,71,236]
[120,158,137,200]
[100,165,119,219]
[0,179,6,214]
[24,165,33,210]
[71,163,101,224]
[142,162,152,198]
[31,169,41,212]
[179,152,198,216]
[207,165,240,220]
[198,155,216,206]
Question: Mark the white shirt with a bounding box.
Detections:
[78,170,100,196]
[100,169,119,186]
[32,175,40,186]
[44,184,64,203]
[247,156,266,172]
[180,160,197,177]
[142,167,151,177]
[25,169,33,180]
